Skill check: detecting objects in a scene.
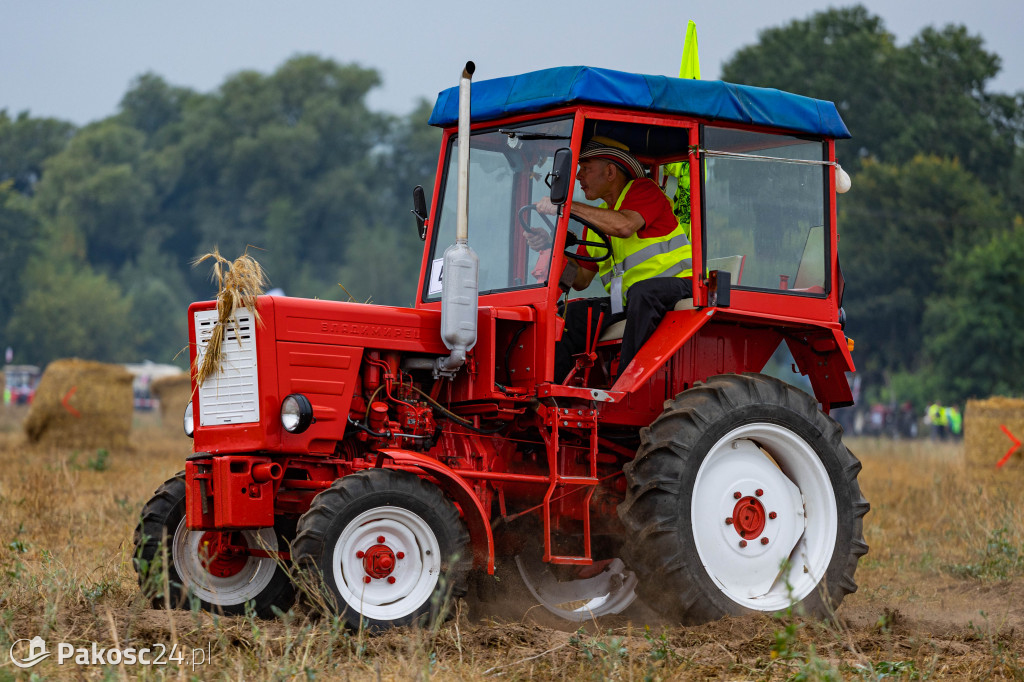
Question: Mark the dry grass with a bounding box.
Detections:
[1,423,1022,679]
[192,247,267,387]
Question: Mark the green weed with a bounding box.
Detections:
[947,527,1023,580]
[569,627,630,680]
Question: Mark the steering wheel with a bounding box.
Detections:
[517,204,556,239]
[518,204,612,263]
[566,214,612,263]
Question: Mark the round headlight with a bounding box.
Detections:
[281,394,313,433]
[183,400,194,438]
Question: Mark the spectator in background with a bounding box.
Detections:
[927,402,948,440]
[945,405,963,440]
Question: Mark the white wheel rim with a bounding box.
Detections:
[691,423,837,612]
[331,506,441,621]
[515,555,637,621]
[172,520,278,607]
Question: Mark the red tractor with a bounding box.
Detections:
[135,63,868,629]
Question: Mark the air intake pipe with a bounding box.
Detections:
[435,62,480,379]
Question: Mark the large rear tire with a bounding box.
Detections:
[133,473,295,618]
[618,373,869,623]
[292,468,470,631]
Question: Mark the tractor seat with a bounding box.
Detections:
[597,255,745,343]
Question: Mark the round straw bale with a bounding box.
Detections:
[24,359,133,449]
[149,373,193,428]
[964,396,1024,470]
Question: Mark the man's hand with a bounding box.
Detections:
[525,227,552,252]
[536,196,558,216]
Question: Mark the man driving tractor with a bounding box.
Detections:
[531,136,693,381]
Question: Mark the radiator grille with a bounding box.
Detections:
[193,308,260,426]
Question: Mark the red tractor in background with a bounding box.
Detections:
[135,63,868,630]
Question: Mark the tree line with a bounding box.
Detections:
[2,5,1022,408]
[1,55,441,370]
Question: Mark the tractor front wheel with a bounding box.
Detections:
[619,373,869,622]
[133,474,295,617]
[292,468,470,631]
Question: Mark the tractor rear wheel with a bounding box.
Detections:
[292,468,470,631]
[619,373,869,623]
[133,473,295,617]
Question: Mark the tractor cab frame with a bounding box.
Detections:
[418,68,853,416]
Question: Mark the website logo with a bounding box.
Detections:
[10,636,52,669]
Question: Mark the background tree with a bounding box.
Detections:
[6,257,136,365]
[31,120,152,270]
[920,221,1024,401]
[4,56,443,366]
[0,112,74,358]
[840,156,1011,391]
[0,111,75,195]
[0,184,38,357]
[721,5,1024,198]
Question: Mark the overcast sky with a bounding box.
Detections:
[3,0,1022,127]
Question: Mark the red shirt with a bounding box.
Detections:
[577,178,679,271]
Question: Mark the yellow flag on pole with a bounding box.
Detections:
[679,20,700,80]
[667,20,700,238]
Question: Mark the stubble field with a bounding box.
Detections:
[0,405,1022,680]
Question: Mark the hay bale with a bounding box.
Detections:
[149,373,192,428]
[24,359,133,449]
[964,396,1024,469]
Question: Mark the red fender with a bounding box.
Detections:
[613,308,716,391]
[376,448,495,573]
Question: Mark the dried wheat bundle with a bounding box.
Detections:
[192,247,267,387]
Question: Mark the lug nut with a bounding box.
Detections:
[725,517,733,525]
[363,576,372,583]
[755,489,764,497]
[387,576,396,584]
[739,540,747,548]
[396,552,405,559]
[769,512,777,519]
[761,537,769,545]
[733,491,742,499]
[377,536,386,544]
[356,550,364,558]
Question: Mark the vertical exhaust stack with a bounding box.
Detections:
[435,62,480,379]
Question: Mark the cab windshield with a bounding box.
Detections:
[424,118,573,300]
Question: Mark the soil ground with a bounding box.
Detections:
[1,405,1022,680]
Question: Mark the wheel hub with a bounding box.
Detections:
[731,495,766,539]
[198,531,248,578]
[361,543,398,579]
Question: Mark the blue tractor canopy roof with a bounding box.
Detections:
[428,65,851,140]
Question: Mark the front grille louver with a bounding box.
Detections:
[193,308,260,426]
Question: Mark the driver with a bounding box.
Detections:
[533,136,693,382]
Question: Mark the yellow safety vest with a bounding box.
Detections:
[927,404,947,426]
[587,180,693,307]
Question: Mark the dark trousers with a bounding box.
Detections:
[554,277,693,382]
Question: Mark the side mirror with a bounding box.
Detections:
[412,185,429,240]
[546,148,573,206]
